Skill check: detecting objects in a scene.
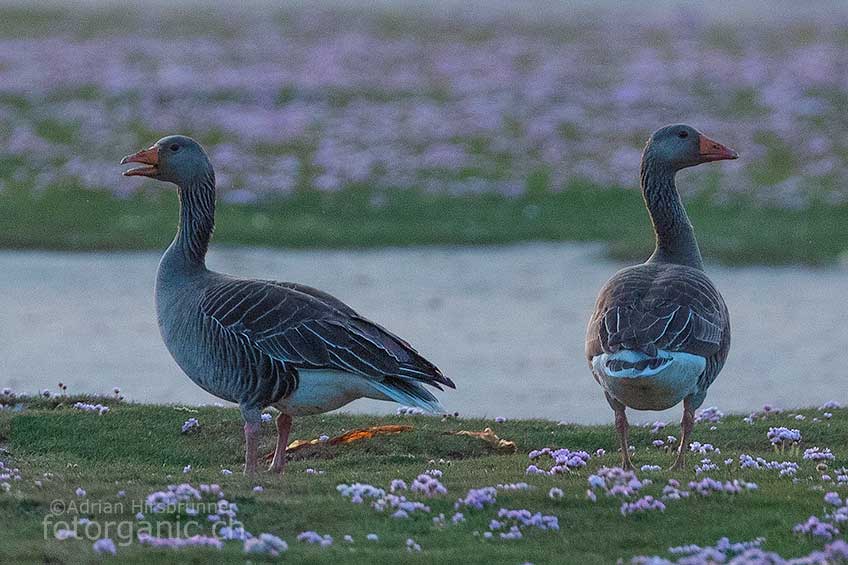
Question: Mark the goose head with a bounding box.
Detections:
[644,124,738,171]
[121,135,212,187]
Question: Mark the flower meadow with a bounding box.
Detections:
[3,3,848,561]
[1,3,847,211]
[1,391,847,562]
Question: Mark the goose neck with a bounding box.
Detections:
[640,155,703,270]
[166,171,216,272]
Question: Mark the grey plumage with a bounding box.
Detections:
[584,124,736,470]
[122,135,453,474]
[196,278,451,410]
[586,262,730,402]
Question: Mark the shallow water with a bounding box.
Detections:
[1,243,844,424]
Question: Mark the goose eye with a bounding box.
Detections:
[678,131,689,139]
[169,144,180,152]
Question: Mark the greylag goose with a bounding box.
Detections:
[585,124,736,470]
[120,136,454,475]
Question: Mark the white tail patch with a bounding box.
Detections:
[275,369,444,416]
[594,349,705,380]
[591,349,707,411]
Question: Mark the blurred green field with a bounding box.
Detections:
[2,2,847,264]
[3,183,848,265]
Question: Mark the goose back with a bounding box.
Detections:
[586,262,730,404]
[156,271,452,418]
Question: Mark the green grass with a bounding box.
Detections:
[2,184,847,265]
[0,396,845,563]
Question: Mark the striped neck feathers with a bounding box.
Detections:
[170,167,216,270]
[640,153,704,270]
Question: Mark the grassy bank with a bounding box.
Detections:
[0,396,845,563]
[3,184,847,265]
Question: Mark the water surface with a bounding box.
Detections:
[1,244,843,423]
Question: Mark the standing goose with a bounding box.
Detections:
[121,135,454,475]
[585,124,736,470]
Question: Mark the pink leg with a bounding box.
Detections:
[614,406,633,470]
[244,422,260,476]
[269,413,292,474]
[670,397,695,471]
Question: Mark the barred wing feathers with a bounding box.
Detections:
[586,263,730,390]
[200,279,454,393]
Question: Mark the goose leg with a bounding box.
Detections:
[243,422,260,476]
[269,413,292,474]
[670,397,695,471]
[611,399,633,470]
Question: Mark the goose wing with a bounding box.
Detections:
[586,263,730,389]
[270,282,358,316]
[200,278,454,391]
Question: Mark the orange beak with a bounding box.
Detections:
[698,134,738,163]
[120,146,159,177]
